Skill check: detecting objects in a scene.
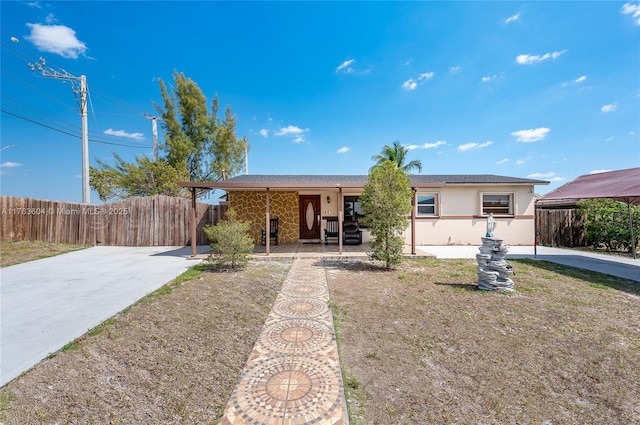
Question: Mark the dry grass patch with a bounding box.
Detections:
[326,258,640,425]
[0,240,87,267]
[0,259,290,424]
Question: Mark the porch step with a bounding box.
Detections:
[299,239,322,244]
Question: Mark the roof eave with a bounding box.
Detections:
[179,181,447,190]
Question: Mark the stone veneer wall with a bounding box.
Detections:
[228,191,299,243]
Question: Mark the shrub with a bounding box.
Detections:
[577,198,640,253]
[203,209,254,270]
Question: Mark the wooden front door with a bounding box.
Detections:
[299,195,320,240]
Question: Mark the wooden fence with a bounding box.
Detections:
[535,206,586,248]
[0,195,225,246]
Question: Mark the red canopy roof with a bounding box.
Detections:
[538,168,640,205]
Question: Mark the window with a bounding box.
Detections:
[416,194,438,216]
[481,193,513,216]
[344,196,364,222]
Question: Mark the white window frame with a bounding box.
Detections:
[416,193,439,217]
[480,192,514,216]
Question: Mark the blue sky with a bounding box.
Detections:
[1,1,639,204]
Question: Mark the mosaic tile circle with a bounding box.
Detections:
[231,356,342,423]
[286,272,325,284]
[257,319,334,354]
[281,283,328,298]
[272,297,329,319]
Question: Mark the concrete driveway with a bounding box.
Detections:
[1,245,206,387]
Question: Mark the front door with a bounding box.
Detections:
[299,195,320,240]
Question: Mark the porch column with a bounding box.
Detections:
[411,188,416,255]
[190,187,197,257]
[338,187,343,255]
[265,188,270,256]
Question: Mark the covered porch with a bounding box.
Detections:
[180,177,445,257]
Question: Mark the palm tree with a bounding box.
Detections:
[371,141,423,174]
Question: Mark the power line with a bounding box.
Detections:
[1,97,153,146]
[0,109,152,148]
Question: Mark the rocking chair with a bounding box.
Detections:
[324,217,339,245]
[261,218,279,245]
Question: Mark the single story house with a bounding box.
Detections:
[181,174,548,255]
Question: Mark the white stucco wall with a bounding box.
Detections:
[406,185,536,245]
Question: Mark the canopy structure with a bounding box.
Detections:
[538,167,640,206]
[538,168,640,259]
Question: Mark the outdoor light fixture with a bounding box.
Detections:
[326,195,331,204]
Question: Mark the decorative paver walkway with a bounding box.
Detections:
[219,258,349,425]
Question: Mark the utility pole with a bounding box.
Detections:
[29,57,90,203]
[143,114,161,160]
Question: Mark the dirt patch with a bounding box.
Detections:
[0,259,291,424]
[326,258,640,425]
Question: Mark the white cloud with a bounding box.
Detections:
[511,127,550,142]
[405,144,419,151]
[481,73,504,83]
[403,72,434,91]
[497,158,509,165]
[630,131,636,136]
[336,59,355,73]
[103,128,145,141]
[25,22,88,59]
[402,79,417,91]
[1,161,24,168]
[590,169,613,174]
[273,125,308,142]
[601,102,618,113]
[605,136,615,142]
[275,125,305,136]
[621,2,640,25]
[527,172,566,182]
[516,159,525,165]
[337,147,350,154]
[259,129,269,138]
[574,75,587,83]
[457,141,493,152]
[516,50,567,65]
[450,65,461,74]
[27,2,42,8]
[422,140,446,149]
[505,13,520,24]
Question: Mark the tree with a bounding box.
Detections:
[155,70,248,183]
[90,154,189,202]
[204,209,254,270]
[90,71,248,201]
[371,141,422,174]
[360,160,413,269]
